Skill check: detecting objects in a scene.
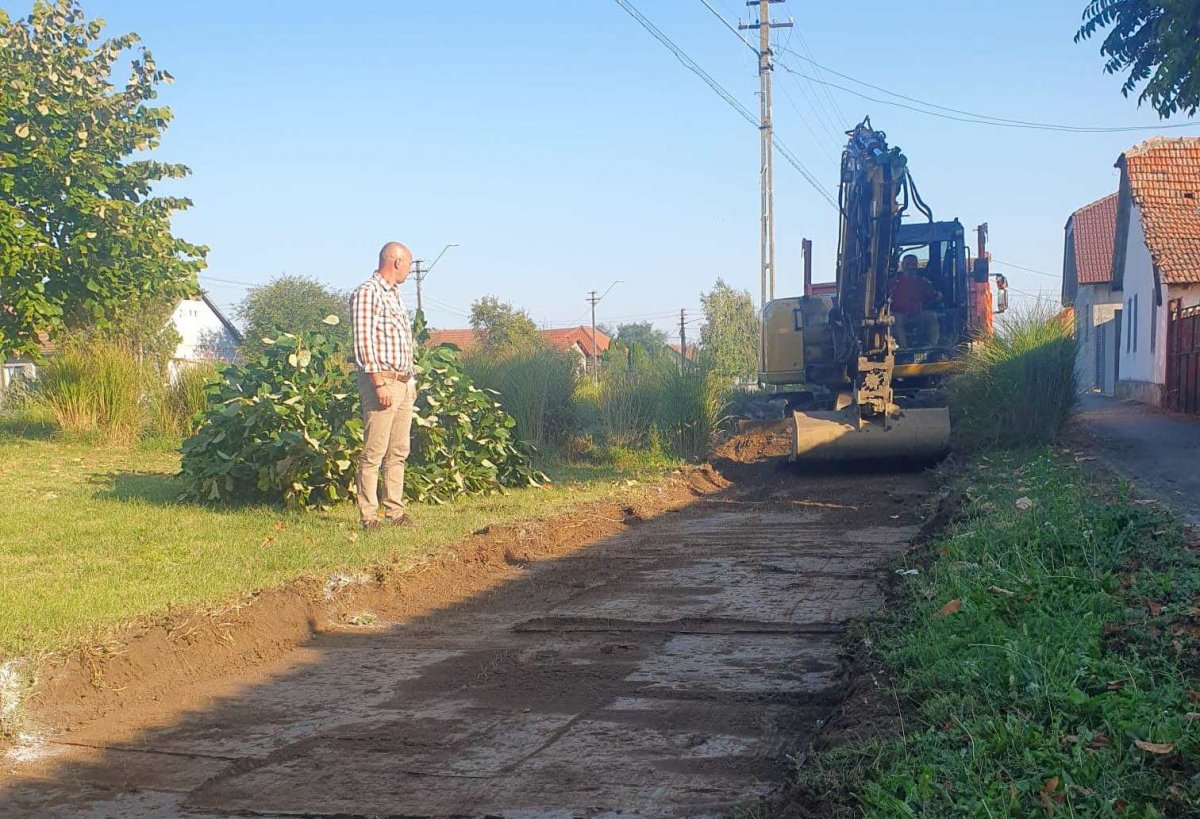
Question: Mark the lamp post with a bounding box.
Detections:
[586,280,622,380]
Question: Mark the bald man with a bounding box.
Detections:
[351,242,417,529]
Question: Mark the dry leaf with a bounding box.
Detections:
[1088,732,1111,749]
[1060,734,1080,746]
[1106,677,1132,691]
[1133,739,1174,755]
[1185,712,1200,722]
[345,531,359,543]
[988,585,1016,597]
[1147,600,1164,616]
[939,599,962,616]
[1015,497,1033,511]
[272,521,286,531]
[1041,777,1060,796]
[259,537,274,549]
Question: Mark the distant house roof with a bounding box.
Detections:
[540,326,611,357]
[1069,193,1119,285]
[668,343,697,361]
[199,292,244,344]
[425,328,479,352]
[808,281,837,297]
[1115,137,1200,285]
[425,325,612,356]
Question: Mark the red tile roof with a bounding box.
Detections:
[424,325,612,356]
[425,328,479,351]
[1118,137,1200,284]
[1069,193,1118,285]
[668,343,697,361]
[539,326,611,357]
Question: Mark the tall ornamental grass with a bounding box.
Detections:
[949,307,1078,450]
[149,362,220,438]
[36,339,152,444]
[462,344,578,450]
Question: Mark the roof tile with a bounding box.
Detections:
[1120,137,1200,284]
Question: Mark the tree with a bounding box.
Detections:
[469,295,540,351]
[235,275,350,357]
[0,1,206,361]
[699,278,757,382]
[1076,0,1200,118]
[608,321,669,372]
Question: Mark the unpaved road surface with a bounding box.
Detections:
[4,456,926,816]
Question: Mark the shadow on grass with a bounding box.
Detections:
[91,470,200,508]
[0,413,56,441]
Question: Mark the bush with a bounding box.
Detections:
[949,308,1078,450]
[35,339,154,444]
[180,314,545,510]
[461,344,578,450]
[180,324,362,508]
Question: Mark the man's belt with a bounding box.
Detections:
[376,371,412,383]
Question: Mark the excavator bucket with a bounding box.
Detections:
[791,407,951,462]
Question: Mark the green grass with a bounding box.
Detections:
[0,426,671,659]
[796,450,1200,817]
[950,308,1078,451]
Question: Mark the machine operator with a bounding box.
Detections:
[889,254,942,349]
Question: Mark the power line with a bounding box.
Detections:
[990,258,1060,279]
[774,48,1198,133]
[611,0,837,209]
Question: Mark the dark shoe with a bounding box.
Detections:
[385,514,413,527]
[362,519,382,531]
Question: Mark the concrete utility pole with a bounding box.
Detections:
[586,281,622,381]
[412,260,426,312]
[740,0,791,369]
[679,309,687,374]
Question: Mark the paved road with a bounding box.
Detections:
[2,470,924,817]
[1079,394,1200,526]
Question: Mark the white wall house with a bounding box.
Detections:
[167,294,243,381]
[1111,137,1200,408]
[1062,193,1121,395]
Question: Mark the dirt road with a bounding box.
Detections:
[4,443,927,816]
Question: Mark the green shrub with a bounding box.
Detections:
[179,324,361,508]
[949,308,1077,450]
[35,339,153,444]
[461,344,578,450]
[180,314,545,510]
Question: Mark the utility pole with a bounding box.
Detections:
[679,309,687,374]
[741,1,791,370]
[585,280,622,381]
[587,290,599,378]
[802,238,813,297]
[412,260,426,312]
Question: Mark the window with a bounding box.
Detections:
[1133,294,1139,354]
[1151,294,1157,352]
[1126,299,1132,353]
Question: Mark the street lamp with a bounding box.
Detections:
[414,243,459,312]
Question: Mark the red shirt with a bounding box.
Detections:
[890,273,938,315]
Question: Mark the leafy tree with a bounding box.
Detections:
[1076,0,1200,117]
[235,274,350,357]
[0,1,205,361]
[469,295,540,351]
[699,278,757,382]
[608,321,669,372]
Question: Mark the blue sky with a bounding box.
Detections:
[69,0,1199,333]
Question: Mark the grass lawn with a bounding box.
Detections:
[795,449,1200,816]
[0,419,675,659]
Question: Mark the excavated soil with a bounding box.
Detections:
[2,437,930,817]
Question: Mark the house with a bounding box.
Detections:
[426,325,612,370]
[1111,137,1200,410]
[166,293,243,381]
[668,343,697,365]
[1061,192,1121,395]
[0,293,242,395]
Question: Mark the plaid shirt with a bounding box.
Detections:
[350,273,414,375]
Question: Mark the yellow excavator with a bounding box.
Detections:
[760,119,1000,461]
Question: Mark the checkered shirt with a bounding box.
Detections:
[350,273,414,375]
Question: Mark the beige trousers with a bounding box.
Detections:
[356,373,417,522]
[895,310,940,349]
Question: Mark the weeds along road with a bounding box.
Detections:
[3,427,929,817]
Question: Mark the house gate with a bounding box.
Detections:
[1166,299,1200,415]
